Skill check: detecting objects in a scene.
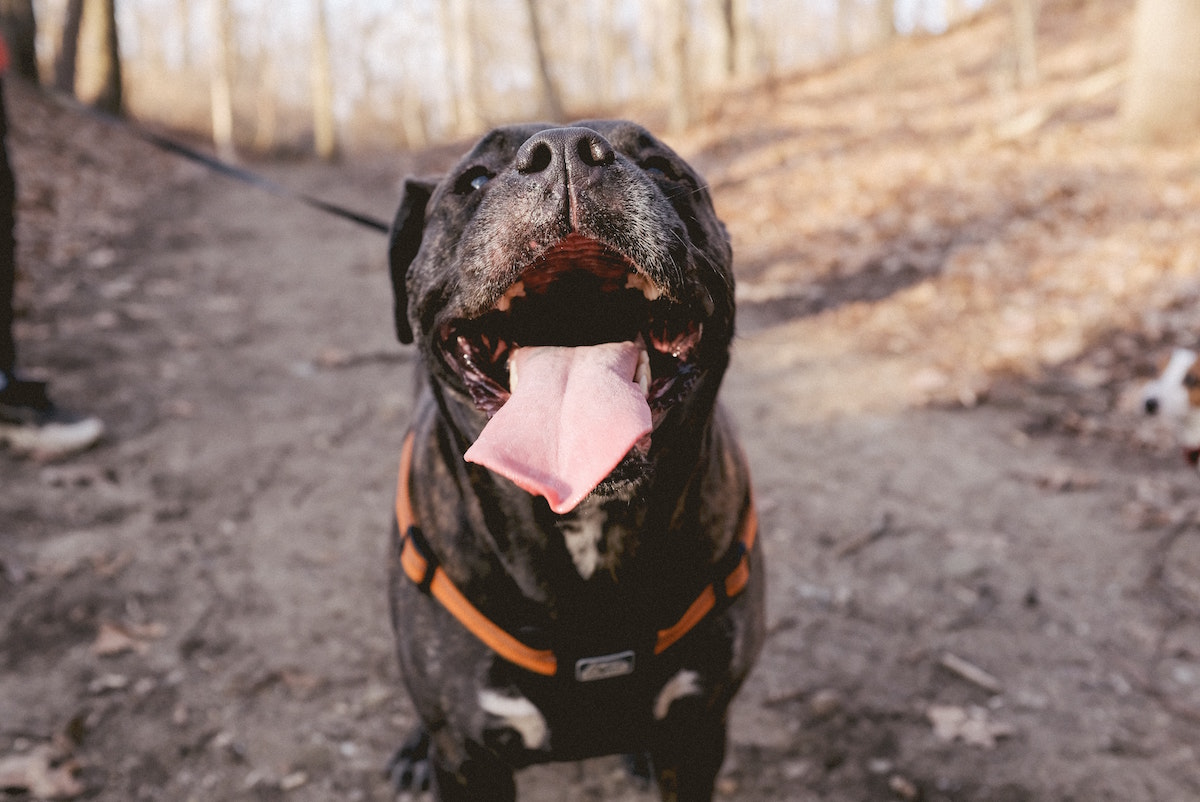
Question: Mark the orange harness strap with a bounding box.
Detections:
[395,433,559,677]
[653,499,757,655]
[394,431,757,679]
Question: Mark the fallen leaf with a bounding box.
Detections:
[1,554,30,584]
[90,551,133,579]
[90,621,165,657]
[280,771,309,791]
[87,673,129,694]
[889,774,919,800]
[91,622,143,657]
[316,346,352,368]
[0,745,84,799]
[279,669,324,698]
[163,399,196,419]
[1031,466,1100,493]
[928,704,1015,748]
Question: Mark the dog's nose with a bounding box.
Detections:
[515,127,616,176]
[1145,397,1160,415]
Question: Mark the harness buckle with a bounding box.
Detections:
[574,650,637,682]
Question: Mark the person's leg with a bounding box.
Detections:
[0,79,103,457]
[0,78,18,379]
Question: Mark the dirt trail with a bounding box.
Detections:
[4,2,1200,799]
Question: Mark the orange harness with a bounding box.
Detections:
[394,431,757,680]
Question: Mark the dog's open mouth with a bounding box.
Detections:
[438,234,704,513]
[439,233,702,417]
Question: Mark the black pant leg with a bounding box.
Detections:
[0,79,18,376]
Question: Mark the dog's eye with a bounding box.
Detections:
[640,156,681,182]
[455,167,494,194]
[1186,373,1200,389]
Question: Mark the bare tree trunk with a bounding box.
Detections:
[524,0,563,121]
[588,1,619,106]
[134,7,168,70]
[0,0,38,82]
[661,0,692,133]
[175,0,191,67]
[944,0,969,27]
[836,0,854,58]
[54,0,82,94]
[75,0,122,114]
[1122,0,1200,142]
[209,0,236,161]
[436,0,458,134]
[730,0,757,76]
[397,89,429,150]
[311,0,338,160]
[253,52,278,154]
[440,0,483,136]
[1010,0,1038,86]
[877,0,896,42]
[716,0,736,79]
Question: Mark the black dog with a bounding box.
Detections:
[385,121,764,802]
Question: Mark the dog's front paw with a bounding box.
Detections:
[385,726,432,792]
[623,751,654,789]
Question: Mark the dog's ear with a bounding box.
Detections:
[388,177,438,344]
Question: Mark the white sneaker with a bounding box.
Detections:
[0,376,104,459]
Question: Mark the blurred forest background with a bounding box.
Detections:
[3,0,1195,161]
[4,2,1200,800]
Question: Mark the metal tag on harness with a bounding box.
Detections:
[574,650,636,682]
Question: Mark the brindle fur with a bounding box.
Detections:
[385,121,764,802]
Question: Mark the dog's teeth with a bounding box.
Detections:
[626,273,663,302]
[635,349,651,398]
[496,281,526,312]
[509,357,519,393]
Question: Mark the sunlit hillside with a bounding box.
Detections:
[681,0,1198,424]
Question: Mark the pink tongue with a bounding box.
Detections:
[464,341,652,514]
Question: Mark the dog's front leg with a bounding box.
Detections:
[649,708,729,802]
[386,724,518,802]
[427,732,518,802]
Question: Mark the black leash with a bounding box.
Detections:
[136,128,391,233]
[45,87,391,235]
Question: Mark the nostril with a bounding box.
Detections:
[517,142,553,174]
[577,135,614,167]
[516,128,615,176]
[1145,397,1160,415]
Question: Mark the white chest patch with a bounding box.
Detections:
[557,501,606,579]
[653,669,704,721]
[478,689,548,750]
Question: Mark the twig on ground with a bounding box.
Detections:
[836,512,897,559]
[939,651,1004,694]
